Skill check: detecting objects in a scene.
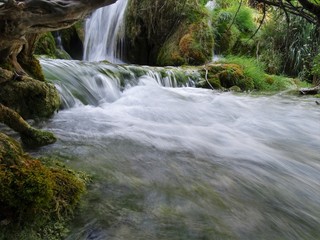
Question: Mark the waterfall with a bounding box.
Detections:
[205,0,217,11]
[40,58,199,108]
[83,0,128,63]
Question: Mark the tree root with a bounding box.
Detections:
[0,103,56,147]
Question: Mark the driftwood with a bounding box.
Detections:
[0,0,117,73]
[299,85,320,95]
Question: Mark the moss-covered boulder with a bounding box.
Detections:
[0,133,86,238]
[125,0,214,66]
[0,75,60,119]
[157,20,214,66]
[197,63,254,91]
[0,133,25,166]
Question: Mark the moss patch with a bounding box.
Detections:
[34,32,57,58]
[197,63,254,91]
[0,133,86,240]
[0,76,60,119]
[18,55,45,82]
[125,0,214,66]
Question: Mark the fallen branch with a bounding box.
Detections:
[299,85,320,95]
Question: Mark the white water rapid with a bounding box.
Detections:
[36,58,320,240]
[83,0,128,63]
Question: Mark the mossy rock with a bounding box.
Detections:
[0,133,86,237]
[0,76,60,119]
[197,63,254,91]
[125,0,213,66]
[34,32,57,58]
[158,20,214,66]
[0,133,25,166]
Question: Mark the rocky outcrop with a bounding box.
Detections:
[125,0,214,66]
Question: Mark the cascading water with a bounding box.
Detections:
[29,1,320,238]
[83,0,128,63]
[36,58,320,240]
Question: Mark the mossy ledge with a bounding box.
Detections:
[0,66,60,120]
[0,132,87,240]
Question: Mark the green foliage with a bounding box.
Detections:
[230,5,256,33]
[211,4,256,54]
[312,54,320,77]
[257,13,319,81]
[222,55,266,89]
[221,55,296,91]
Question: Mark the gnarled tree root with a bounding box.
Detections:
[0,103,56,147]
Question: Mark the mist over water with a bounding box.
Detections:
[37,58,320,240]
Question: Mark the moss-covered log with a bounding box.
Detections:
[0,104,56,147]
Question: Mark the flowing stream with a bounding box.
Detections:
[34,2,320,239]
[35,58,320,240]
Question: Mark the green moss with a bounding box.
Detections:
[0,133,24,166]
[220,56,297,91]
[157,19,214,66]
[34,32,57,58]
[17,55,45,81]
[0,76,60,119]
[0,60,14,72]
[20,128,57,148]
[197,63,254,91]
[125,0,214,66]
[60,26,84,60]
[0,134,87,240]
